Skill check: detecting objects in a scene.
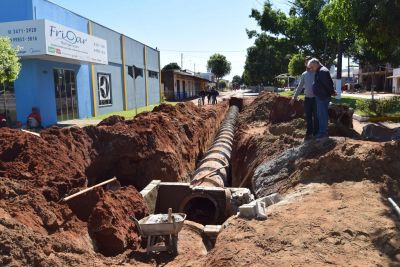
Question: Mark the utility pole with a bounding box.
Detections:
[336,41,343,99]
[348,57,350,79]
[181,53,183,69]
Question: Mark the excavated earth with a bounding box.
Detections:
[0,102,228,266]
[2,92,400,266]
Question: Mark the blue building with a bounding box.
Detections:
[0,0,161,126]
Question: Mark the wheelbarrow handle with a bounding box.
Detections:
[129,215,143,236]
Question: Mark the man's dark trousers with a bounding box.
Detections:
[316,96,330,137]
[304,97,319,136]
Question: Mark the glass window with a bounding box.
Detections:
[148,70,159,79]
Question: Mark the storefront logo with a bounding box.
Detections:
[49,25,87,45]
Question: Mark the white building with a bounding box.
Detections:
[389,68,400,94]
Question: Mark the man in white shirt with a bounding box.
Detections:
[292,57,318,139]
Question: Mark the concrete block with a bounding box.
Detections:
[203,225,222,239]
[140,180,161,214]
[255,201,267,220]
[251,193,282,208]
[238,203,257,219]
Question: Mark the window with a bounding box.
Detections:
[148,70,159,79]
[97,73,113,106]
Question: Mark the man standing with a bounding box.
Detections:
[292,57,318,140]
[307,58,336,138]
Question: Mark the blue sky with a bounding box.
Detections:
[50,0,291,80]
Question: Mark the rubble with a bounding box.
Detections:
[361,123,400,141]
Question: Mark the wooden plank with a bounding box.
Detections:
[62,177,117,202]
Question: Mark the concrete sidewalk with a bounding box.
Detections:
[342,92,398,99]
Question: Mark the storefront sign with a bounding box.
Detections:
[0,19,108,64]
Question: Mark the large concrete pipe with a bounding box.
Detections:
[191,105,239,187]
[180,104,240,224]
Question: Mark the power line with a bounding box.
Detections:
[160,49,246,53]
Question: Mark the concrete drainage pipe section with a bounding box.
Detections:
[181,105,240,224]
[192,105,239,187]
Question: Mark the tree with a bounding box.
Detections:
[244,0,338,85]
[243,34,294,86]
[249,0,338,66]
[320,0,400,96]
[0,37,20,84]
[232,75,242,85]
[288,54,306,76]
[321,0,400,65]
[219,80,227,89]
[0,37,20,122]
[207,54,231,89]
[162,62,181,71]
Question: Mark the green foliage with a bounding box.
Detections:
[249,1,287,35]
[219,80,227,89]
[357,97,400,116]
[232,75,242,85]
[207,54,231,80]
[0,37,21,84]
[162,62,181,71]
[288,54,306,76]
[243,34,294,86]
[320,0,354,42]
[321,0,400,65]
[245,0,338,85]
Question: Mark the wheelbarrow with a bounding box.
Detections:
[131,212,186,255]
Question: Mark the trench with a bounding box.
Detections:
[180,103,241,226]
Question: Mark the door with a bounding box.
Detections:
[54,69,78,121]
[176,79,180,100]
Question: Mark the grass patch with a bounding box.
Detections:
[89,102,178,120]
[279,91,400,117]
[278,90,295,97]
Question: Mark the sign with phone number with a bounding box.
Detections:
[0,19,108,64]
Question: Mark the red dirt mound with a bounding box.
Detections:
[231,92,359,188]
[240,92,304,124]
[85,102,228,189]
[0,101,228,264]
[88,186,148,256]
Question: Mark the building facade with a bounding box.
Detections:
[389,68,400,94]
[162,70,209,101]
[0,0,161,126]
[358,63,393,93]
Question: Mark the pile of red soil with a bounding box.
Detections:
[0,101,228,265]
[201,181,400,266]
[88,186,148,256]
[231,92,358,188]
[86,102,228,189]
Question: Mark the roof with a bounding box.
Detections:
[163,69,211,82]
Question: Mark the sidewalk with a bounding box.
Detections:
[342,92,398,99]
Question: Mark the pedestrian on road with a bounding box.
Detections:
[199,90,206,105]
[307,58,336,138]
[211,88,219,104]
[292,56,318,140]
[207,89,212,105]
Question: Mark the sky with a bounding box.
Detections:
[50,0,291,80]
